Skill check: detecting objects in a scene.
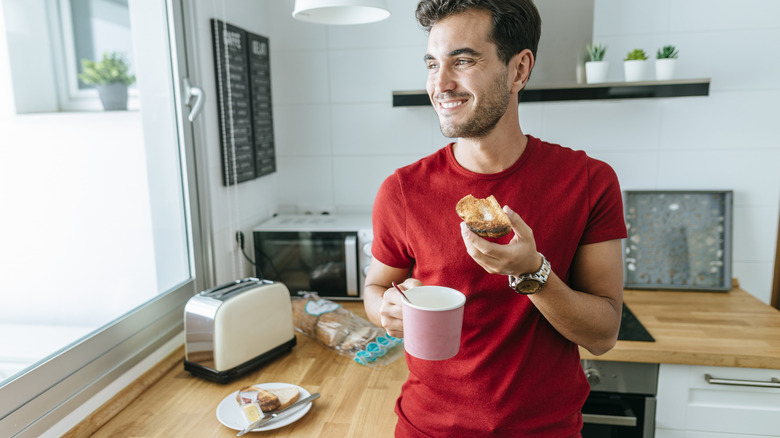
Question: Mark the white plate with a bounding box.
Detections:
[216,383,312,432]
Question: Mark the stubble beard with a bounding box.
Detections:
[437,73,511,139]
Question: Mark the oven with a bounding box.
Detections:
[581,360,658,438]
[581,304,658,438]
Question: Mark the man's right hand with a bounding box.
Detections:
[379,278,422,338]
[363,258,420,338]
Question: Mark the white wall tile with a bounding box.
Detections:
[539,100,662,151]
[333,154,428,208]
[588,150,661,190]
[670,30,780,92]
[733,261,774,304]
[327,0,427,49]
[275,155,335,207]
[268,0,328,51]
[331,103,435,155]
[270,51,330,104]
[670,0,780,33]
[517,103,545,139]
[273,103,333,156]
[328,47,427,103]
[733,206,779,262]
[593,0,671,36]
[660,91,780,150]
[656,149,780,206]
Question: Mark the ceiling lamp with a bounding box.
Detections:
[292,0,390,25]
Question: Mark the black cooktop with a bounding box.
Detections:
[618,303,655,342]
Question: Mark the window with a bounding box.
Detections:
[55,0,139,111]
[0,0,206,435]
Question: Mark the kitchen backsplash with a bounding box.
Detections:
[200,0,779,303]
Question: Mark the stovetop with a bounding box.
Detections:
[618,303,654,342]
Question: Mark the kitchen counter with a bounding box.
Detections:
[580,287,780,369]
[76,287,780,437]
[77,302,408,438]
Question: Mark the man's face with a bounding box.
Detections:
[424,10,511,139]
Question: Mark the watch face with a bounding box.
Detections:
[517,279,541,294]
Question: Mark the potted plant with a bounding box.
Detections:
[585,43,608,84]
[655,45,679,81]
[623,48,648,82]
[78,51,136,111]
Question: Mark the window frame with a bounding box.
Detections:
[0,0,211,435]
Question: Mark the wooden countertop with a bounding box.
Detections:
[580,287,780,369]
[77,287,780,437]
[79,302,408,437]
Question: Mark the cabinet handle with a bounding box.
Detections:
[704,373,780,388]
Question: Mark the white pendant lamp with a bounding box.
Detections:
[293,0,390,25]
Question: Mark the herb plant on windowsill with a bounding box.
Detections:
[78,51,136,111]
[655,45,679,81]
[585,43,608,84]
[623,48,648,82]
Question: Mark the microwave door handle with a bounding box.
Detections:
[345,235,358,296]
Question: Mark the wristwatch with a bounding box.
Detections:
[508,253,551,295]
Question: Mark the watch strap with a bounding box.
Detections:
[508,253,551,294]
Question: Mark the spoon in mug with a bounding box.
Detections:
[392,282,412,304]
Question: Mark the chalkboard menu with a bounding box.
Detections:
[211,19,276,185]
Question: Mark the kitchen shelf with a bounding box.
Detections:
[392,78,710,106]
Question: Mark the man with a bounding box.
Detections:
[364,0,627,436]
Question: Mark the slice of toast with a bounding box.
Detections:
[236,386,281,412]
[267,386,301,410]
[456,194,511,238]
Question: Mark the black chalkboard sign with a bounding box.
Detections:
[211,19,276,185]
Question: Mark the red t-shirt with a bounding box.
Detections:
[371,136,627,437]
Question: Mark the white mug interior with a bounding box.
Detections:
[404,286,465,311]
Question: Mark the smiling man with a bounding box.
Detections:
[364,1,627,436]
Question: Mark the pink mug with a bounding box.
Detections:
[402,286,466,360]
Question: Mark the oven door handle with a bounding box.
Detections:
[345,235,358,296]
[582,413,637,427]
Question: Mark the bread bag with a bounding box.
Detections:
[291,292,404,367]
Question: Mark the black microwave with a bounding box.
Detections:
[252,214,373,300]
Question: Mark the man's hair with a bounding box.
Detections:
[415,0,542,66]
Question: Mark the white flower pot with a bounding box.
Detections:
[585,61,609,84]
[96,83,128,111]
[655,58,677,81]
[623,60,648,82]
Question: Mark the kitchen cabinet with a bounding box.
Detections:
[655,364,780,437]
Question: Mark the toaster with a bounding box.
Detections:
[183,278,296,383]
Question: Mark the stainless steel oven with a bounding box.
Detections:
[581,304,658,437]
[581,360,658,438]
[252,214,373,300]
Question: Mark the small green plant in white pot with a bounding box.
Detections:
[78,51,136,111]
[623,48,648,82]
[585,43,608,84]
[655,45,679,81]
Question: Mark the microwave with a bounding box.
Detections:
[252,214,373,300]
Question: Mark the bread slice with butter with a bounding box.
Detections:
[268,386,300,410]
[456,194,511,238]
[236,386,281,412]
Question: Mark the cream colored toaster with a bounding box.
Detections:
[184,278,296,383]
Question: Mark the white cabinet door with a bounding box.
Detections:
[656,364,780,437]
